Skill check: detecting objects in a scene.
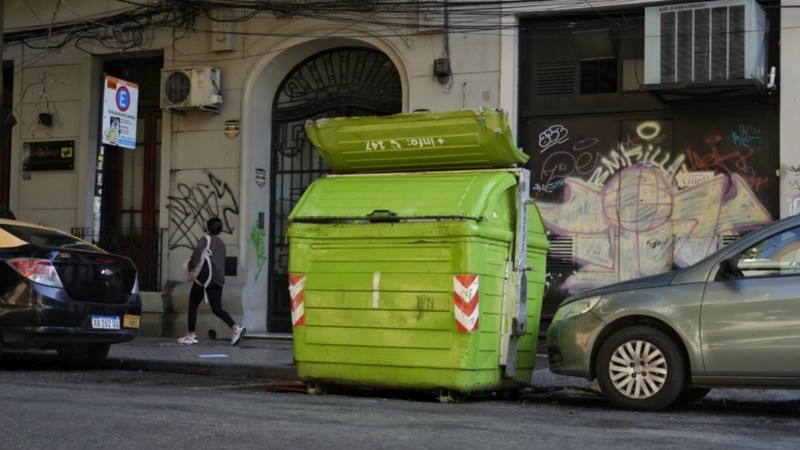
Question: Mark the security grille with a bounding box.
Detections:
[267,47,402,331]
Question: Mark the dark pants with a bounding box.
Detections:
[188,281,234,332]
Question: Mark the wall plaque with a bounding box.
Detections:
[23,140,75,171]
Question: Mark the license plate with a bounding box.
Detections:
[92,315,120,330]
[123,314,141,329]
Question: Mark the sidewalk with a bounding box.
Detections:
[106,336,565,388]
[106,336,299,380]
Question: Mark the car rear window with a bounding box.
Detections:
[0,224,102,252]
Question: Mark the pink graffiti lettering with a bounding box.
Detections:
[539,150,599,186]
[572,137,600,151]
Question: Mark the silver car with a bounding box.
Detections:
[546,214,800,411]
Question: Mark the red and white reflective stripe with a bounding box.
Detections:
[289,274,306,327]
[453,274,479,333]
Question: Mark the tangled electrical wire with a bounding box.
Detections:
[5,0,202,52]
[2,0,785,54]
[0,0,639,52]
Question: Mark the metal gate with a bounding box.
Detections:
[268,47,402,331]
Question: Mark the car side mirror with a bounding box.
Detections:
[717,257,743,280]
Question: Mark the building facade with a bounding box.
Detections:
[2,0,799,336]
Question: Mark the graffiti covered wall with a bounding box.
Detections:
[527,109,777,312]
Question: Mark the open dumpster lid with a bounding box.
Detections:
[305,108,529,174]
[289,171,518,222]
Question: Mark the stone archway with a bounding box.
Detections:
[267,47,402,331]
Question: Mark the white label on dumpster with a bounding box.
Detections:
[365,137,446,151]
[372,272,381,309]
[454,274,479,333]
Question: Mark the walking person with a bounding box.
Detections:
[178,217,246,346]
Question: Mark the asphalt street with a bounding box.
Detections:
[2,336,799,407]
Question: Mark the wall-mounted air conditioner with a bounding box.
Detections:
[160,66,222,113]
[644,0,766,85]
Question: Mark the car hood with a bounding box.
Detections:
[560,270,677,305]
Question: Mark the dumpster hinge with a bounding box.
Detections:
[501,168,531,380]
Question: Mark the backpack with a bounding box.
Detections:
[182,235,213,303]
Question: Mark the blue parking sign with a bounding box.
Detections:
[102,76,138,149]
[116,87,131,112]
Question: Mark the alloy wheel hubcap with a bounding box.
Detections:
[608,340,668,399]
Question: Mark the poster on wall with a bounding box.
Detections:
[101,75,138,149]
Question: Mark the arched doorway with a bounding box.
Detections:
[268,47,402,331]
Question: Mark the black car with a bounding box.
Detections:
[0,219,141,367]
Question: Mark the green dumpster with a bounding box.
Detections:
[288,109,549,397]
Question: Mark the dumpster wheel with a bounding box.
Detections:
[438,389,466,404]
[307,382,330,396]
[496,388,523,400]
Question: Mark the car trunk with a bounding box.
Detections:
[53,252,137,304]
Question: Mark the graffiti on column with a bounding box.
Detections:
[533,119,772,296]
[788,165,800,193]
[789,165,800,216]
[167,172,240,249]
[250,221,267,280]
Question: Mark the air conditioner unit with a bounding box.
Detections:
[644,0,766,85]
[160,66,222,113]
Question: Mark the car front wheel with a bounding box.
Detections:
[57,343,110,368]
[596,326,685,411]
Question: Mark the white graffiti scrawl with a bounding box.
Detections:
[538,124,569,153]
[539,165,771,294]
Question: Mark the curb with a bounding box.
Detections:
[103,357,299,380]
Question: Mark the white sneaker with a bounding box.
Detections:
[178,335,198,345]
[231,326,246,346]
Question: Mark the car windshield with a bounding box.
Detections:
[0,224,102,252]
